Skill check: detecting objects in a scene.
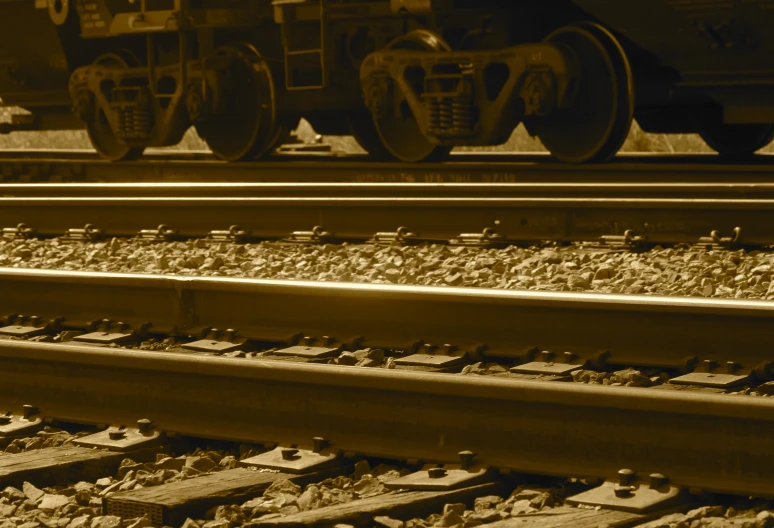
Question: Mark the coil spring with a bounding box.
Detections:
[117,107,152,140]
[427,96,477,136]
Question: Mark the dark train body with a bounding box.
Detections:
[1,0,773,162]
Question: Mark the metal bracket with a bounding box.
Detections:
[385,451,491,491]
[272,345,342,359]
[510,351,585,376]
[0,315,62,338]
[73,419,162,452]
[1,223,37,240]
[182,339,244,353]
[75,320,145,345]
[598,230,650,251]
[567,469,687,514]
[449,228,504,247]
[206,225,253,244]
[395,344,467,371]
[369,227,418,246]
[136,224,180,243]
[62,224,105,242]
[395,354,466,369]
[670,360,750,388]
[0,405,42,438]
[241,438,342,474]
[182,328,249,353]
[696,227,741,250]
[283,226,333,244]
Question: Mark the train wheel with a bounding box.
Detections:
[86,52,145,162]
[698,121,774,158]
[347,111,392,159]
[196,43,280,161]
[371,30,453,162]
[528,23,634,163]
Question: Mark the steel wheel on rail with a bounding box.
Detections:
[697,120,774,158]
[526,23,634,163]
[195,43,281,162]
[86,52,145,162]
[370,30,453,163]
[347,110,393,159]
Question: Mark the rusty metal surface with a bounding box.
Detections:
[1,268,774,370]
[4,151,774,183]
[0,194,774,245]
[0,338,773,496]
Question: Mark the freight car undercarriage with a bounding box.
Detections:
[4,0,774,163]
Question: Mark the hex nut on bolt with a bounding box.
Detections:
[109,430,126,440]
[617,468,636,486]
[459,450,476,469]
[428,467,447,479]
[137,418,152,434]
[614,485,635,498]
[649,473,668,488]
[281,448,299,460]
[22,405,38,420]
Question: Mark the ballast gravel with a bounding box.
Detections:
[2,237,774,299]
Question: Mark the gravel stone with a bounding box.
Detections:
[374,517,404,528]
[8,239,774,300]
[22,484,44,504]
[37,496,71,512]
[89,517,121,528]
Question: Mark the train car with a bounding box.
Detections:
[0,0,772,163]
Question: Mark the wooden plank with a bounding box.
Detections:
[252,481,508,528]
[486,507,646,528]
[0,446,160,489]
[105,466,348,527]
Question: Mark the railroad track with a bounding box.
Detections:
[3,150,774,183]
[0,181,771,246]
[0,268,773,500]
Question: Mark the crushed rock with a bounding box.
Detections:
[2,239,774,300]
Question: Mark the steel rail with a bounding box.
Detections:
[1,195,774,245]
[1,268,773,372]
[5,181,774,198]
[1,332,774,497]
[3,151,774,183]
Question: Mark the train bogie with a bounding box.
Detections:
[1,0,774,161]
